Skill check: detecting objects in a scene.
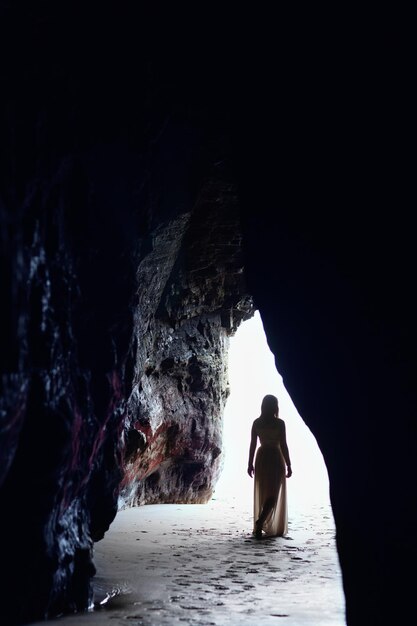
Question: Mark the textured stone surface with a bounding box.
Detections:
[0,160,133,623]
[121,182,253,506]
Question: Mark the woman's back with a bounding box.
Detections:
[254,417,284,448]
[248,395,292,538]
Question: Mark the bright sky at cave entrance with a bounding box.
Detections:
[213,311,330,510]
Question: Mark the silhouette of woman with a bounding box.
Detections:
[247,394,292,539]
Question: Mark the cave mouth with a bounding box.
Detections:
[81,311,345,626]
[214,311,332,514]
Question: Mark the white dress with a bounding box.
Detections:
[253,418,288,537]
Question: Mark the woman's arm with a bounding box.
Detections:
[247,422,258,477]
[280,421,292,478]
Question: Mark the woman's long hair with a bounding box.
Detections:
[260,394,279,418]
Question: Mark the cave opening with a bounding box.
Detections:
[214,310,331,512]
[211,311,346,620]
[75,310,345,626]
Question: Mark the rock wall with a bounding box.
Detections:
[0,6,252,622]
[121,183,253,506]
[233,26,416,626]
[0,162,133,622]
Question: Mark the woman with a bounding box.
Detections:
[247,394,292,539]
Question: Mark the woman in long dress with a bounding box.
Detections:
[247,394,292,539]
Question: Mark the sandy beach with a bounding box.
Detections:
[36,493,345,626]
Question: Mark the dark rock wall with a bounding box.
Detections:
[1,4,415,626]
[0,158,132,622]
[0,5,252,622]
[233,25,416,626]
[121,183,253,506]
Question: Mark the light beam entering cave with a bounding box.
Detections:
[214,311,331,512]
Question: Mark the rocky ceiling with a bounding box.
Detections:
[1,4,415,626]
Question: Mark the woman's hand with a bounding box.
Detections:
[286,465,292,478]
[247,463,254,478]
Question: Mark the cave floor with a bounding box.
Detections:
[37,497,345,626]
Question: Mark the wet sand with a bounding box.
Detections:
[36,494,345,626]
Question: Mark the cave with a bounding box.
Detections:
[1,5,415,626]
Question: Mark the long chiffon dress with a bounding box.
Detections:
[253,417,288,537]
